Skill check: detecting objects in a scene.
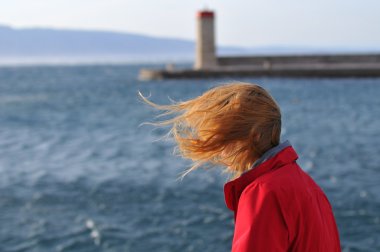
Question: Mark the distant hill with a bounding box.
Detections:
[0,25,198,55]
[0,24,245,64]
[0,24,379,65]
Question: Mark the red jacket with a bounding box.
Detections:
[224,145,341,252]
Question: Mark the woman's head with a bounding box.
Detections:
[140,82,281,179]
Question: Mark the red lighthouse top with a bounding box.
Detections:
[197,10,214,18]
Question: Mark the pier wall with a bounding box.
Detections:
[217,54,380,67]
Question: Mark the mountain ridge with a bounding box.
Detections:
[0,24,379,65]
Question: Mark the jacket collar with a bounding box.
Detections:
[224,140,298,213]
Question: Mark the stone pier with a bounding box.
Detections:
[139,9,380,80]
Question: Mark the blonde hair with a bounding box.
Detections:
[140,82,281,179]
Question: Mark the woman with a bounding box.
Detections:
[140,82,341,251]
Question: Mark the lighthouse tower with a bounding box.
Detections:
[194,10,217,70]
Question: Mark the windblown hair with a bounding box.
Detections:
[140,82,281,179]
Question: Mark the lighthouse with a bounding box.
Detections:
[194,10,217,70]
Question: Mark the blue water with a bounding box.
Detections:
[0,65,379,252]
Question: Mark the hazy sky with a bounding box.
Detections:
[1,0,379,48]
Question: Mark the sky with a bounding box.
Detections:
[0,0,380,48]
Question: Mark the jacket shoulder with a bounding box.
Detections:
[242,163,299,196]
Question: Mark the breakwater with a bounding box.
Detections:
[139,53,380,80]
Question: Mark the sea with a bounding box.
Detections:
[0,64,379,252]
